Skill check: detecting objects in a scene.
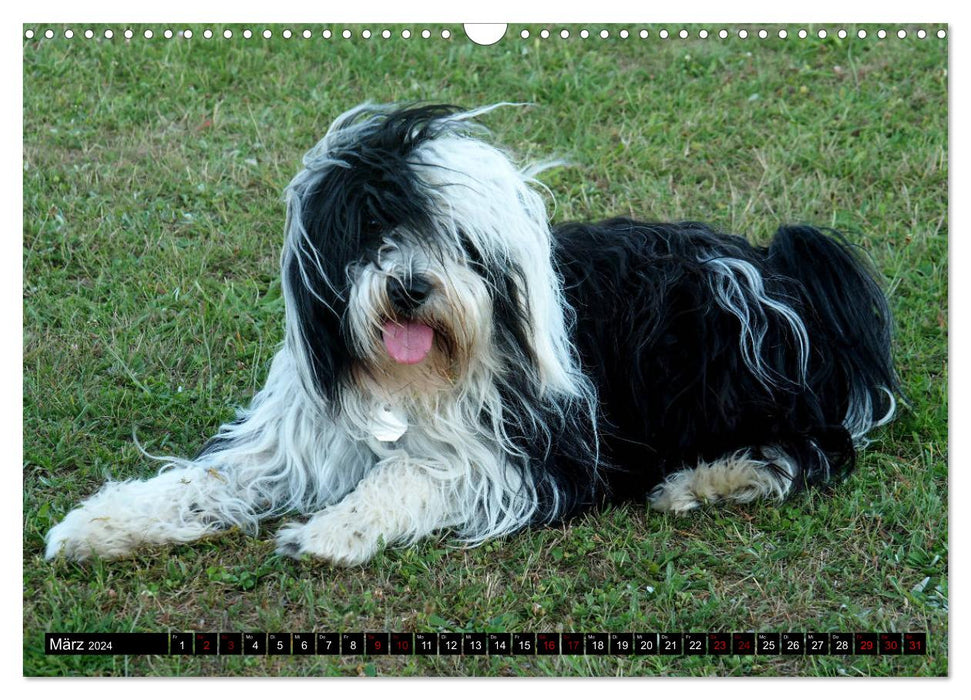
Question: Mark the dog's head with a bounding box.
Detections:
[281,104,579,416]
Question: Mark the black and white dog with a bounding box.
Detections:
[45,104,899,566]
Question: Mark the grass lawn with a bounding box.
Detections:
[22,23,948,677]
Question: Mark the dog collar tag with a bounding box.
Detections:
[369,404,408,442]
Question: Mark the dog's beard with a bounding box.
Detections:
[344,252,495,405]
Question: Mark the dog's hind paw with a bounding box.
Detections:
[648,450,796,514]
[648,477,703,514]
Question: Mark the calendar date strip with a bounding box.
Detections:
[45,631,926,656]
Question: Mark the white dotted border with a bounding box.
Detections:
[23,27,458,41]
[23,26,947,43]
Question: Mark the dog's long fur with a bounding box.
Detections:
[45,104,899,565]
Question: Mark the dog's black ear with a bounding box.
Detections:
[284,247,350,404]
[487,261,538,374]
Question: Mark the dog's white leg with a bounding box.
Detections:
[648,448,800,513]
[45,348,372,561]
[275,458,465,566]
[43,465,253,560]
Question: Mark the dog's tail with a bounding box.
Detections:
[767,225,901,444]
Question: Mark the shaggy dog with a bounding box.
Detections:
[45,104,899,566]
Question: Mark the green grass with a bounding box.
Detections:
[23,24,948,677]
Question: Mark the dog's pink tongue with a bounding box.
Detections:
[382,320,434,365]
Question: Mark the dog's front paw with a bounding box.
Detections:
[275,510,384,567]
[45,506,139,561]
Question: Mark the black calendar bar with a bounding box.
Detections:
[44,631,927,656]
[45,633,169,655]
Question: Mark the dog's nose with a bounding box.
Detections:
[387,275,432,314]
